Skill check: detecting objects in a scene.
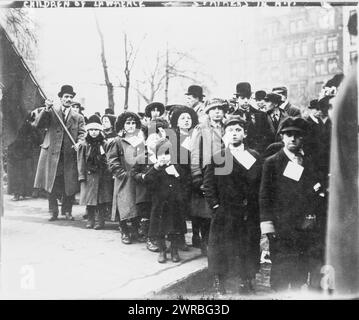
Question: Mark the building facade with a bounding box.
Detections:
[241,6,354,109]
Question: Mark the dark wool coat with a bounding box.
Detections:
[228,105,272,154]
[33,106,86,195]
[107,136,145,221]
[259,149,318,246]
[190,121,224,219]
[143,164,190,238]
[282,101,301,117]
[203,147,262,278]
[265,108,289,145]
[77,139,113,206]
[7,118,43,196]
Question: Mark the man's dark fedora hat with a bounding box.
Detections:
[185,85,205,98]
[255,90,266,101]
[234,82,251,98]
[58,85,76,98]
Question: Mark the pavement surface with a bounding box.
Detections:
[0,195,207,299]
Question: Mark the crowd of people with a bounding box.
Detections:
[21,74,344,296]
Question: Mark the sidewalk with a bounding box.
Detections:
[0,195,207,299]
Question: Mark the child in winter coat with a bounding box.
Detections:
[139,138,190,263]
[77,115,113,229]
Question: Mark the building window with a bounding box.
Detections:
[315,38,326,54]
[290,63,297,77]
[297,19,304,32]
[286,44,293,58]
[294,42,301,57]
[327,36,338,52]
[318,8,335,29]
[298,61,307,77]
[301,41,308,56]
[315,82,324,95]
[315,60,326,75]
[290,21,296,34]
[350,51,358,65]
[328,58,338,73]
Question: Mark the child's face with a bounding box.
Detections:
[102,116,112,129]
[88,129,100,138]
[225,124,246,145]
[208,107,224,122]
[282,131,303,153]
[124,118,137,134]
[157,152,171,164]
[177,113,192,130]
[151,108,160,120]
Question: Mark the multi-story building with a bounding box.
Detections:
[240,6,354,108]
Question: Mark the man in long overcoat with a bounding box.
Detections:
[33,85,85,221]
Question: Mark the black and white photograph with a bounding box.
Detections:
[0,0,358,302]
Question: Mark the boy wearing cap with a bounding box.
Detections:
[203,116,262,295]
[77,115,113,229]
[259,117,318,292]
[190,98,228,254]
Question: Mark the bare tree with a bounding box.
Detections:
[136,48,201,105]
[120,33,144,110]
[1,8,38,69]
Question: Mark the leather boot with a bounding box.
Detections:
[86,208,95,229]
[213,274,226,296]
[146,238,160,252]
[94,208,105,230]
[158,250,167,263]
[171,246,181,263]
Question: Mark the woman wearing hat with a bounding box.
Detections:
[107,112,146,244]
[145,102,165,121]
[77,115,113,230]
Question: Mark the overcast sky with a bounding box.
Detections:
[27,6,289,115]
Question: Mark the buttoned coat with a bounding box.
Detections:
[203,147,262,277]
[33,105,86,195]
[77,139,113,206]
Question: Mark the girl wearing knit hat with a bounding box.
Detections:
[77,115,113,230]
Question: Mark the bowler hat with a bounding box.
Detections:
[115,112,141,133]
[204,98,229,114]
[255,90,266,101]
[58,85,76,98]
[235,82,251,98]
[278,117,308,134]
[185,85,205,98]
[264,92,282,105]
[145,102,165,118]
[223,115,247,130]
[86,114,103,131]
[308,99,319,109]
[170,106,198,129]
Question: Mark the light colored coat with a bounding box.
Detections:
[33,105,85,195]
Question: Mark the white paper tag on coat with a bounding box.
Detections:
[126,135,143,147]
[283,161,304,181]
[100,145,105,155]
[181,136,191,150]
[165,165,179,177]
[231,150,256,170]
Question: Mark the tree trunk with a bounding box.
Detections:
[164,44,169,105]
[124,34,130,111]
[95,17,115,112]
